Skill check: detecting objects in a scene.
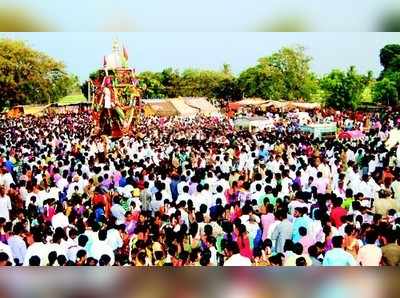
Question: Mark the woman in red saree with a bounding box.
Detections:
[236,223,253,259]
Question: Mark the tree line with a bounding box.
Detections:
[133,44,400,110]
[0,38,80,111]
[1,38,400,111]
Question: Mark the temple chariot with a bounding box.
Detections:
[88,40,142,138]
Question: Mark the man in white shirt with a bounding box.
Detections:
[110,197,126,225]
[23,230,49,266]
[51,203,69,230]
[223,241,251,266]
[89,229,115,265]
[0,186,12,221]
[357,231,382,266]
[0,170,14,189]
[176,186,191,205]
[7,222,27,265]
[67,234,88,262]
[177,176,188,195]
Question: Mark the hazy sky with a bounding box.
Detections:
[2,32,400,80]
[3,0,400,31]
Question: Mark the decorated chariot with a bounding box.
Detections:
[88,40,142,138]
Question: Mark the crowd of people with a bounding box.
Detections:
[0,107,400,266]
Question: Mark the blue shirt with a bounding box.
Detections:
[170,179,179,201]
[292,215,313,243]
[119,177,127,187]
[322,248,357,266]
[5,160,14,173]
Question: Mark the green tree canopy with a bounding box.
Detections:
[372,77,399,106]
[0,38,77,110]
[137,71,165,99]
[238,46,318,101]
[320,66,368,110]
[379,44,400,73]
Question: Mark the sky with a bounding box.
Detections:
[2,32,400,81]
[2,0,400,31]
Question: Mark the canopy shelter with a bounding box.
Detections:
[184,97,220,116]
[143,97,219,117]
[301,123,337,140]
[234,98,268,106]
[143,99,178,117]
[261,100,321,111]
[286,101,321,110]
[233,116,275,131]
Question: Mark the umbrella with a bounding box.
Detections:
[348,130,365,139]
[338,131,351,139]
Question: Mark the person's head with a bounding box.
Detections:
[13,222,25,235]
[76,249,87,263]
[308,245,319,258]
[29,256,41,266]
[86,257,98,266]
[78,234,89,247]
[48,251,58,266]
[365,230,378,245]
[299,226,307,237]
[98,229,107,241]
[345,189,353,198]
[344,224,355,236]
[283,239,294,252]
[57,254,67,266]
[296,256,307,266]
[55,202,64,214]
[0,252,9,266]
[293,243,304,255]
[224,241,240,257]
[332,197,343,207]
[332,236,344,248]
[293,207,303,218]
[99,254,112,266]
[269,254,283,266]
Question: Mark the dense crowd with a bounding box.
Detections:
[0,108,400,266]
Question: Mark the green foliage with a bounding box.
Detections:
[78,43,399,108]
[372,78,399,106]
[159,68,181,98]
[373,44,400,106]
[379,44,400,73]
[0,38,77,110]
[137,71,165,99]
[238,46,318,101]
[320,66,367,110]
[179,69,224,98]
[133,65,241,100]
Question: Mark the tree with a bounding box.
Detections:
[159,68,181,98]
[214,77,242,101]
[379,44,400,73]
[137,71,165,99]
[320,66,367,110]
[372,78,399,106]
[0,38,76,109]
[179,69,225,98]
[238,64,285,100]
[238,46,317,101]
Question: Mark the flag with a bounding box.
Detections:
[103,55,107,68]
[123,46,129,61]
